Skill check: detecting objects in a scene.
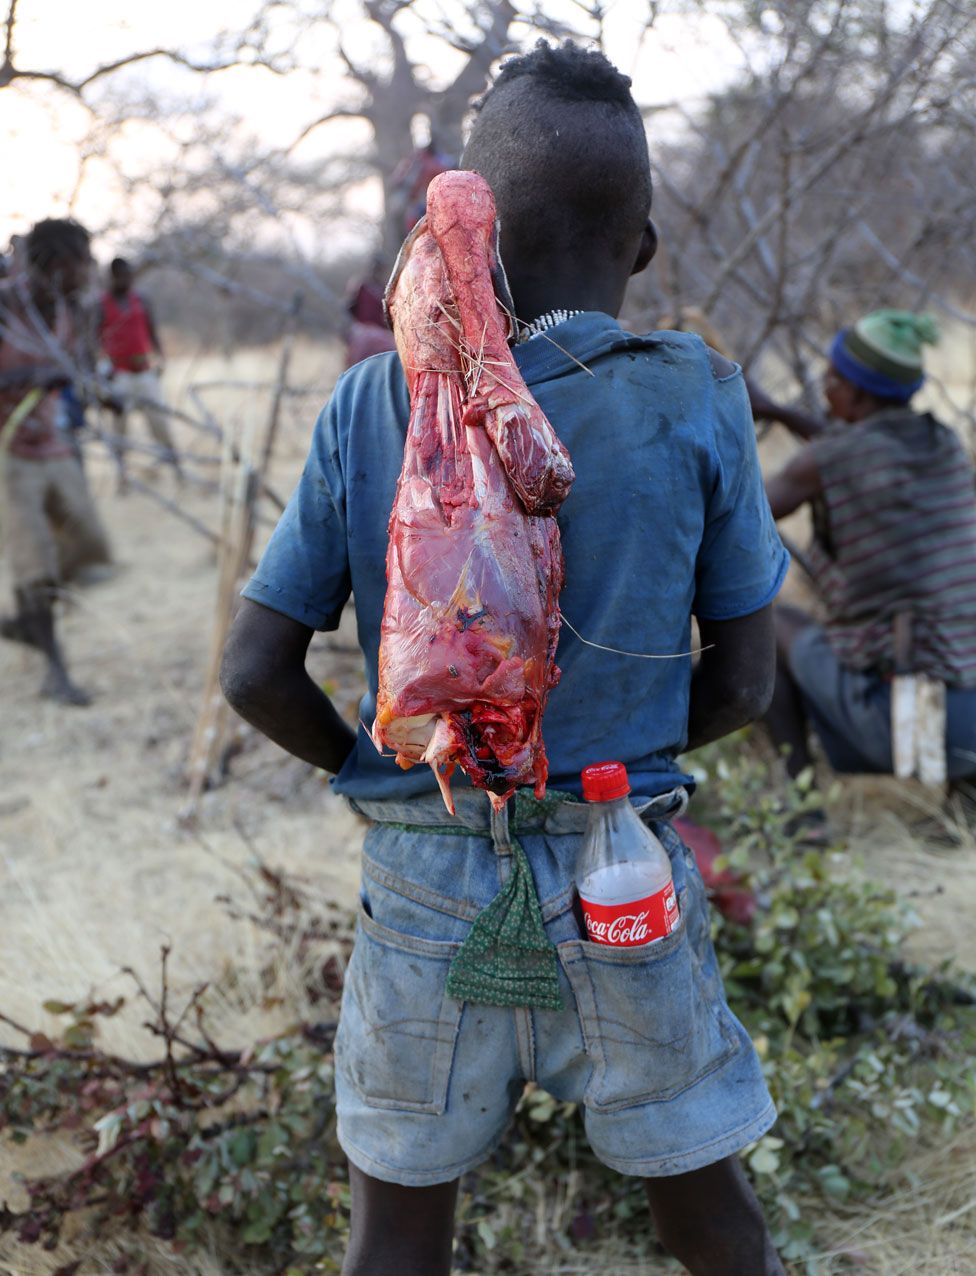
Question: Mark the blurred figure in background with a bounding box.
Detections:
[390,137,452,235]
[762,310,976,794]
[98,257,182,487]
[656,307,733,358]
[0,218,112,706]
[0,234,28,280]
[344,254,396,369]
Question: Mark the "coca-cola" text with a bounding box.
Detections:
[580,882,679,947]
[585,910,651,945]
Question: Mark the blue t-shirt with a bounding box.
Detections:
[243,313,789,800]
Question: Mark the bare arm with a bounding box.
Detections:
[765,446,823,520]
[220,598,357,773]
[0,312,109,405]
[745,377,827,441]
[686,607,776,752]
[0,364,68,393]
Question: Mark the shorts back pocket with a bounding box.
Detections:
[560,899,739,1112]
[335,906,463,1115]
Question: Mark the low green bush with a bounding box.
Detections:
[2,739,974,1271]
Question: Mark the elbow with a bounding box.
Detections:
[219,645,268,720]
[727,672,775,729]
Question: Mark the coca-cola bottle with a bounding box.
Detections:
[576,761,680,947]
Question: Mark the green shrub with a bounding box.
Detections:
[2,740,974,1271]
[690,740,976,1261]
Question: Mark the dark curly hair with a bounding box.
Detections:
[26,218,92,271]
[462,41,652,262]
[478,39,638,107]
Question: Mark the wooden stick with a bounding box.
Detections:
[182,302,302,819]
[122,475,221,546]
[258,291,304,482]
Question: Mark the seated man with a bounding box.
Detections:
[763,309,976,787]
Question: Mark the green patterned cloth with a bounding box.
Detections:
[445,831,562,1010]
[375,788,582,1011]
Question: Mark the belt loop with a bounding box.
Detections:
[490,802,513,855]
[669,788,690,820]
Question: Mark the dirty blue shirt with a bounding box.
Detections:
[243,313,789,801]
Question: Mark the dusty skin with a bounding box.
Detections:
[1,340,976,1274]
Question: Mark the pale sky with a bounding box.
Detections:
[3,0,759,255]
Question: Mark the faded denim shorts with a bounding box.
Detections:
[333,788,776,1187]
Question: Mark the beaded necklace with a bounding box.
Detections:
[516,308,583,344]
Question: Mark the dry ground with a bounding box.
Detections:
[1,338,975,1274]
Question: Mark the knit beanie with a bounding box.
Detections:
[829,309,939,402]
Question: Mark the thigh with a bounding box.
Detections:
[644,1155,785,1276]
[343,1162,457,1276]
[47,458,111,573]
[139,370,166,409]
[108,373,132,440]
[137,373,173,442]
[947,686,976,781]
[773,603,818,663]
[644,1153,757,1219]
[788,625,892,772]
[112,371,136,406]
[2,458,59,587]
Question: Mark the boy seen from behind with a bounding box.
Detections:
[221,43,789,1276]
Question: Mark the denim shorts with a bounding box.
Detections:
[790,624,976,780]
[333,789,776,1187]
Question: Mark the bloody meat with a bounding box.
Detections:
[371,170,575,812]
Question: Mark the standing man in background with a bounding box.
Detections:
[98,258,182,487]
[344,254,396,369]
[0,218,112,706]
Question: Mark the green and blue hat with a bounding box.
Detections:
[829,309,939,403]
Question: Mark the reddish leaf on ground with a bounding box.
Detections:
[674,816,756,925]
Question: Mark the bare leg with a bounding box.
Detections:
[341,1163,458,1276]
[5,584,90,706]
[49,457,113,584]
[142,375,184,481]
[145,412,184,480]
[763,605,816,779]
[644,1156,786,1275]
[0,598,36,647]
[108,406,131,493]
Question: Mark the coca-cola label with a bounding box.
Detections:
[579,880,679,947]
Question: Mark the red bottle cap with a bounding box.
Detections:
[581,761,631,802]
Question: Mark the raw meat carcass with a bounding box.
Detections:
[371,170,574,812]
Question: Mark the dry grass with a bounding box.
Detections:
[801,1127,976,1275]
[1,339,975,1274]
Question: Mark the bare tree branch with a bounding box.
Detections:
[287,106,372,154]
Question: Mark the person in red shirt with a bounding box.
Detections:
[390,141,453,234]
[98,258,181,487]
[344,255,396,368]
[0,218,112,705]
